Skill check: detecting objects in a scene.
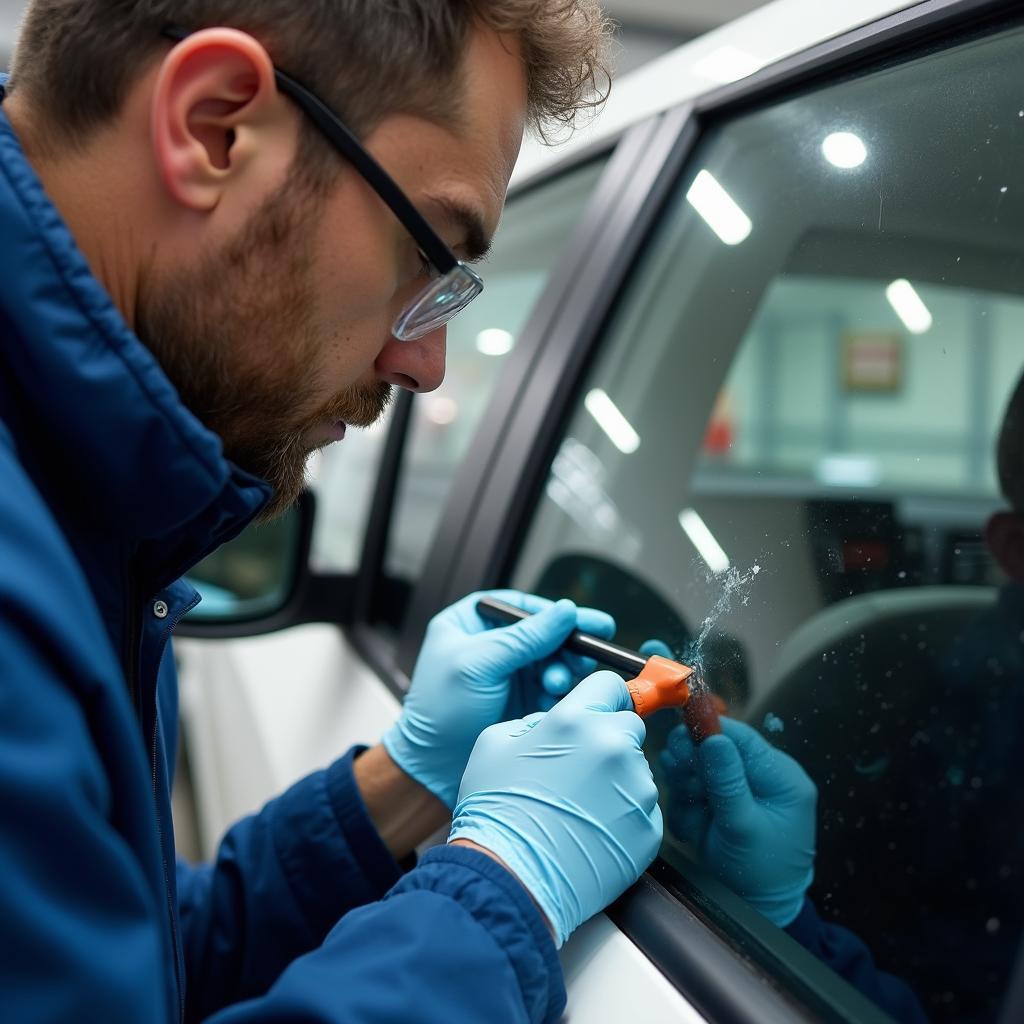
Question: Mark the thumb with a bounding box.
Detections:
[480,599,577,677]
[699,734,758,826]
[553,669,633,714]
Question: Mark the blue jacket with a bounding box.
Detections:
[0,93,564,1022]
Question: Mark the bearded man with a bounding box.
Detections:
[0,3,670,1022]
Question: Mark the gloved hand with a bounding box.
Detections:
[383,590,615,808]
[449,671,663,947]
[659,716,816,927]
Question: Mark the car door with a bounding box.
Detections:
[396,2,1024,1021]
[175,0,1024,1020]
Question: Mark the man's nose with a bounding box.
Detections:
[375,325,447,393]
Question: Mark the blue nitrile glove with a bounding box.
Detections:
[449,670,663,947]
[640,638,675,660]
[659,716,816,927]
[383,590,615,808]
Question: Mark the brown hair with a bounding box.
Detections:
[10,0,612,162]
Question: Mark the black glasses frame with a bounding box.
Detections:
[162,25,459,275]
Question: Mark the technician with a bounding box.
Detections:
[0,4,662,1023]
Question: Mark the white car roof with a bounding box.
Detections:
[511,0,919,188]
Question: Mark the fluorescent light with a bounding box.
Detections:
[886,279,933,334]
[424,397,458,426]
[816,454,881,488]
[584,389,640,454]
[476,328,514,357]
[822,132,867,169]
[686,171,752,246]
[679,509,730,574]
[691,46,765,84]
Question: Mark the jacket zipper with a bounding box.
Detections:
[124,561,190,1024]
[151,593,199,1024]
[152,718,186,1024]
[150,592,199,1024]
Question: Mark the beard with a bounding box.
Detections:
[137,179,393,520]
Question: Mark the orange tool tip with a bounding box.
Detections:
[683,691,725,743]
[626,655,694,718]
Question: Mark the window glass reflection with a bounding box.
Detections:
[513,21,1024,1022]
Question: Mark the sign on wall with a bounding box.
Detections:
[843,331,904,393]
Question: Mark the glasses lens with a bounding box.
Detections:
[392,263,484,341]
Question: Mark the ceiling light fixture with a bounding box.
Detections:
[886,279,933,334]
[678,509,730,574]
[584,389,640,454]
[476,328,515,357]
[686,171,752,245]
[822,131,868,169]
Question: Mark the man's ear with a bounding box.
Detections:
[151,28,286,212]
[984,511,1024,582]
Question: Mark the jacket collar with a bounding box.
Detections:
[0,86,271,584]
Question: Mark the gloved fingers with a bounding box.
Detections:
[647,803,666,859]
[698,733,758,825]
[717,718,791,798]
[479,598,580,678]
[558,651,598,681]
[449,589,556,635]
[639,639,674,659]
[507,711,547,737]
[541,605,616,682]
[610,708,647,748]
[553,669,633,715]
[658,749,704,804]
[541,660,575,696]
[666,796,710,846]
[575,606,616,640]
[666,722,697,764]
[639,772,661,815]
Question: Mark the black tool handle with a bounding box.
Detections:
[476,596,648,677]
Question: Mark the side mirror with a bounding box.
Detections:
[180,490,315,632]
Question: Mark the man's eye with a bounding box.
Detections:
[416,251,432,278]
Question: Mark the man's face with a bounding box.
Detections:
[139,27,527,518]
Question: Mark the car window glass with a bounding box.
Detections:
[377,159,607,628]
[511,22,1024,1023]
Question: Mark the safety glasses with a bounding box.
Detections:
[163,26,484,341]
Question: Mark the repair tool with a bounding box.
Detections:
[476,596,701,720]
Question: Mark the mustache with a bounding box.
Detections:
[319,380,394,429]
